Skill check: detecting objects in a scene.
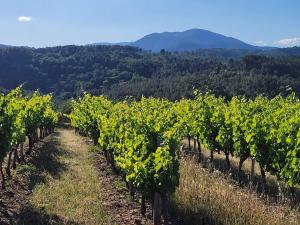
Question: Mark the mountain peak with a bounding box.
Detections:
[130,29,256,52]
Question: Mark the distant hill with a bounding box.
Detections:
[0,44,10,48]
[131,29,259,52]
[93,29,262,52]
[1,45,300,102]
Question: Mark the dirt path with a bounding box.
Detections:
[15,129,108,225]
[0,129,153,225]
[2,129,298,225]
[93,151,152,225]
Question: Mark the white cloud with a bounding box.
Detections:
[275,37,300,46]
[18,16,32,22]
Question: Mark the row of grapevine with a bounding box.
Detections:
[179,92,299,196]
[69,93,300,223]
[0,87,58,189]
[69,94,185,224]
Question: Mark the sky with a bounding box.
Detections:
[0,0,300,48]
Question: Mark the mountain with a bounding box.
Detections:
[93,29,260,52]
[131,29,258,52]
[0,44,10,48]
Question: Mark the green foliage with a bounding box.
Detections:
[70,95,182,196]
[193,94,300,188]
[0,94,11,160]
[70,92,300,193]
[0,87,58,164]
[2,46,300,101]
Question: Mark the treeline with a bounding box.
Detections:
[0,87,58,188]
[69,93,299,224]
[1,45,300,101]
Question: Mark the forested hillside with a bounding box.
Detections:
[1,45,300,101]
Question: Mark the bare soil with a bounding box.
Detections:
[93,152,153,225]
[0,140,48,225]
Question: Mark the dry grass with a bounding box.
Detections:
[13,132,298,225]
[26,129,108,225]
[182,138,263,175]
[171,157,300,225]
[181,138,297,201]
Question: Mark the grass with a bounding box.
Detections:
[19,129,108,225]
[181,138,298,201]
[13,131,298,225]
[171,157,300,225]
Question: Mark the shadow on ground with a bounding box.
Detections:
[182,147,299,204]
[24,131,70,189]
[0,131,72,225]
[170,203,225,225]
[17,204,80,225]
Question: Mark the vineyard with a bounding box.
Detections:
[69,92,300,224]
[0,87,58,189]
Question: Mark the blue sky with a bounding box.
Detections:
[1,0,300,47]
